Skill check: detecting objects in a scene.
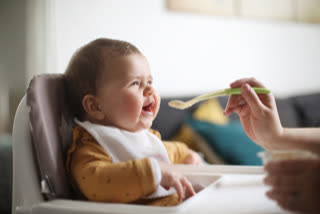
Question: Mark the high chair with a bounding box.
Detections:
[12,74,287,214]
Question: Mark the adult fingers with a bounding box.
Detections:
[241,84,266,115]
[230,77,265,88]
[231,102,251,118]
[266,190,316,213]
[266,190,298,212]
[224,95,246,116]
[265,160,312,175]
[264,174,301,188]
[230,78,275,110]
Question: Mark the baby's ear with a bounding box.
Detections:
[82,95,105,121]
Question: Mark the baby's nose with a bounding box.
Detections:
[143,85,153,96]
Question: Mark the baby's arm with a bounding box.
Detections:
[149,129,200,164]
[163,141,201,165]
[69,143,157,203]
[184,150,202,165]
[163,141,190,163]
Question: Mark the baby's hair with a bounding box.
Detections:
[64,38,141,119]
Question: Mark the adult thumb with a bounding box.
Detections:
[241,84,264,113]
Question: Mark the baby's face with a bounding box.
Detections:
[95,53,160,132]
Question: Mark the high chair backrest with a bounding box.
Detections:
[12,74,74,212]
[12,95,42,213]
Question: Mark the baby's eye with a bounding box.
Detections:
[147,80,153,86]
[131,81,140,86]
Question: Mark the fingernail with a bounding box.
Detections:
[245,84,251,91]
[242,84,251,95]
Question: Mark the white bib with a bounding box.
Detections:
[75,119,176,199]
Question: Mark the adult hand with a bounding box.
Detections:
[158,161,196,201]
[264,159,320,213]
[224,77,283,150]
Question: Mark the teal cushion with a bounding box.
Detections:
[187,117,264,165]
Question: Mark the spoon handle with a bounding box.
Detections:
[190,87,270,105]
[225,87,270,95]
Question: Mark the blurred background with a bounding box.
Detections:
[1,0,320,135]
[0,0,320,213]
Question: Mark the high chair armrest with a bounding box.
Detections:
[30,199,179,214]
[172,164,264,175]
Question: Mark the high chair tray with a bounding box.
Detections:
[28,165,289,214]
[30,173,222,214]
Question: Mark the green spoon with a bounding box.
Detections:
[168,87,270,110]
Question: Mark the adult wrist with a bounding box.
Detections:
[270,127,287,150]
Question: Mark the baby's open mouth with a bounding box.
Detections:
[142,101,154,113]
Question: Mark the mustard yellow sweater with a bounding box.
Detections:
[66,126,190,206]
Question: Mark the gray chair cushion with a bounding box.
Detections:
[27,74,74,200]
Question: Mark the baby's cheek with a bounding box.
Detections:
[152,94,161,118]
[124,96,141,114]
[125,105,141,120]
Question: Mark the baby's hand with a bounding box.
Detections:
[158,161,196,201]
[184,149,202,165]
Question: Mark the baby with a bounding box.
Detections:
[64,38,201,206]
